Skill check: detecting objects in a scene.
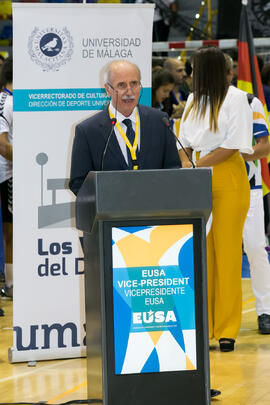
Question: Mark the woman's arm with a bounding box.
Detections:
[179,147,193,168]
[196,147,237,167]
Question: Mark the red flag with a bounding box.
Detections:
[237,1,270,193]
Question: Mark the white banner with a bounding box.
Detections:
[12,3,154,362]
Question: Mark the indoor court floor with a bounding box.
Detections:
[0,278,270,405]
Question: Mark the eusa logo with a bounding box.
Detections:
[28,27,73,71]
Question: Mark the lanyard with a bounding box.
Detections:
[109,107,139,170]
[3,88,12,96]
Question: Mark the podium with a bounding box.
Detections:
[76,168,212,405]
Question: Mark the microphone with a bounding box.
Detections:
[101,117,117,170]
[162,116,196,168]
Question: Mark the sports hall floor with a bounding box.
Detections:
[0,265,270,405]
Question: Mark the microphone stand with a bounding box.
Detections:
[162,116,196,168]
[101,118,117,171]
[101,88,119,171]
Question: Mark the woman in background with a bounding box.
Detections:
[179,47,253,351]
[152,68,175,116]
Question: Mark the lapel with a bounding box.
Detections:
[138,105,152,168]
[100,108,128,170]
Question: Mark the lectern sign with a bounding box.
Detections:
[112,224,197,375]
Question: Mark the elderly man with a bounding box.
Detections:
[69,60,180,195]
[69,59,220,400]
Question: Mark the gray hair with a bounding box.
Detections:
[103,60,141,85]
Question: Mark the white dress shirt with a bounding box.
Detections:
[178,86,253,158]
[109,102,141,165]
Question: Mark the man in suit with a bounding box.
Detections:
[69,60,180,195]
[69,59,220,399]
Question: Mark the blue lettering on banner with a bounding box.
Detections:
[38,239,72,255]
[14,322,86,351]
[38,239,72,256]
[13,88,152,112]
[37,238,84,277]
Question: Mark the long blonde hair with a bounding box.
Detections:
[183,47,229,132]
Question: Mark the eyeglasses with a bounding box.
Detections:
[108,81,141,92]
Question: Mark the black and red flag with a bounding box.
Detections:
[237,0,270,194]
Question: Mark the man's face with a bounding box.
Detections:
[170,60,186,85]
[105,62,141,117]
[227,70,233,85]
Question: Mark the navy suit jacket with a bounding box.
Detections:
[69,105,181,195]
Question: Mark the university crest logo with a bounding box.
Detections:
[28,27,73,71]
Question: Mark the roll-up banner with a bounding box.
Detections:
[11,3,154,363]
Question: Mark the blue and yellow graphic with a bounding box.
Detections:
[112,224,196,375]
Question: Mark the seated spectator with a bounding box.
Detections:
[152,56,165,71]
[152,69,175,115]
[163,57,188,119]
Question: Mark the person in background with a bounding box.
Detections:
[225,48,238,86]
[152,56,165,71]
[0,195,4,315]
[152,0,178,42]
[152,68,175,116]
[179,59,192,96]
[136,0,178,42]
[0,54,5,68]
[259,62,270,244]
[179,46,253,352]
[0,52,5,312]
[257,54,265,75]
[163,57,188,119]
[226,53,270,335]
[0,57,13,300]
[262,63,270,115]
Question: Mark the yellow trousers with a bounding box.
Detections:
[206,152,250,340]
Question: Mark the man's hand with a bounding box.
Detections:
[179,147,193,168]
[181,161,193,168]
[242,135,270,161]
